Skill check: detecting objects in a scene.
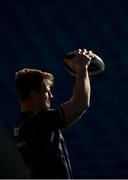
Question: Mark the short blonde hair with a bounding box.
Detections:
[15,68,54,102]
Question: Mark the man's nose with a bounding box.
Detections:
[49,92,54,100]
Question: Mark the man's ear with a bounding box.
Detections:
[30,90,38,98]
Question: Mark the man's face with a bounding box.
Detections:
[39,82,53,109]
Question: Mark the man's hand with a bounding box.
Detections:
[64,48,96,73]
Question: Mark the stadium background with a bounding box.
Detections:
[0,0,128,178]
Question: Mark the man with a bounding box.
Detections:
[14,48,93,179]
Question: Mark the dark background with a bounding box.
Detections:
[0,0,128,178]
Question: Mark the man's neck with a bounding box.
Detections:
[21,100,41,113]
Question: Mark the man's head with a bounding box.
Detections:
[15,68,54,111]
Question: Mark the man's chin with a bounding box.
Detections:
[41,104,50,110]
[46,103,50,108]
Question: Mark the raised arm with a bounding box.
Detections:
[60,49,92,126]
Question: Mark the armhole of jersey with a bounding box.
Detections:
[58,106,67,127]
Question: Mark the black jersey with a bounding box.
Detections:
[14,108,73,179]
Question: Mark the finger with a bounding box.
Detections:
[86,50,92,56]
[76,48,81,54]
[91,52,96,58]
[85,54,92,60]
[81,49,87,55]
[88,52,97,59]
[75,49,82,58]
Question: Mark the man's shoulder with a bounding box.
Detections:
[16,107,66,130]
